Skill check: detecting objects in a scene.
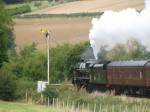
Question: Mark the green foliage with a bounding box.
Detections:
[0,0,14,67]
[4,0,25,4]
[1,42,88,83]
[101,39,150,61]
[16,77,37,99]
[50,42,89,82]
[43,86,59,100]
[34,2,42,7]
[2,43,47,81]
[0,69,18,101]
[15,12,104,18]
[7,4,31,16]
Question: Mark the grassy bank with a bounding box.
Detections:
[0,100,89,112]
[0,101,57,112]
[47,85,150,112]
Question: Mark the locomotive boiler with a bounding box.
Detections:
[72,59,150,95]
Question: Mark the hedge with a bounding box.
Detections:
[7,4,31,16]
[15,12,104,18]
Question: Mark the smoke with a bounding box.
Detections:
[89,0,150,59]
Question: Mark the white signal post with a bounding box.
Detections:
[40,28,50,85]
[46,32,50,85]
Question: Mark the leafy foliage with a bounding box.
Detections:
[4,0,25,4]
[43,86,59,100]
[100,39,150,60]
[0,0,14,67]
[7,4,31,16]
[3,43,47,81]
[50,42,89,82]
[15,12,104,18]
[0,69,17,101]
[1,42,88,83]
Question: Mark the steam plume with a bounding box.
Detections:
[89,0,150,59]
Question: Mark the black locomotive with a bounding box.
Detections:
[72,59,150,96]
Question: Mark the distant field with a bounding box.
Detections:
[6,1,50,11]
[14,0,145,49]
[14,18,91,49]
[30,0,144,14]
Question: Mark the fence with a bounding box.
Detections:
[45,98,149,112]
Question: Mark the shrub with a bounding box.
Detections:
[0,69,18,101]
[7,4,31,16]
[43,86,59,100]
[34,2,42,7]
[1,42,89,83]
[16,77,37,99]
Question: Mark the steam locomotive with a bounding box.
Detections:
[72,59,150,96]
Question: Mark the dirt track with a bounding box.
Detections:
[30,0,144,14]
[14,18,91,49]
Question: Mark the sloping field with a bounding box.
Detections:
[14,0,145,49]
[14,18,91,49]
[30,0,144,14]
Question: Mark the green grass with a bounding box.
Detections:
[0,101,57,112]
[48,85,150,112]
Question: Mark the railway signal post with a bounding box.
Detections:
[40,28,50,85]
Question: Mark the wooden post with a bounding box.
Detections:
[87,103,89,111]
[94,103,96,112]
[48,97,50,107]
[99,104,102,112]
[25,91,28,103]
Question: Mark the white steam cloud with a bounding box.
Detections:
[89,0,150,59]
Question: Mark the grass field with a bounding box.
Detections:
[30,0,144,14]
[6,1,50,11]
[0,101,90,112]
[13,0,145,49]
[0,101,58,112]
[14,17,91,49]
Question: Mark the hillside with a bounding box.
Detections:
[14,0,145,49]
[30,0,144,14]
[14,18,91,49]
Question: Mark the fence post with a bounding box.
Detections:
[87,103,90,111]
[71,101,74,112]
[94,103,96,112]
[52,98,55,107]
[48,97,50,107]
[99,104,102,112]
[25,91,28,103]
[77,103,80,111]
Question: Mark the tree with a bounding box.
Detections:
[4,0,24,4]
[0,0,14,67]
[0,69,17,101]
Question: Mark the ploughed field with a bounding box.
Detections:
[14,18,91,49]
[30,0,144,14]
[14,0,145,49]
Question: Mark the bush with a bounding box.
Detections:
[7,4,31,16]
[1,42,89,83]
[1,43,47,81]
[15,12,104,18]
[43,86,59,100]
[16,77,37,99]
[34,2,42,7]
[0,69,18,101]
